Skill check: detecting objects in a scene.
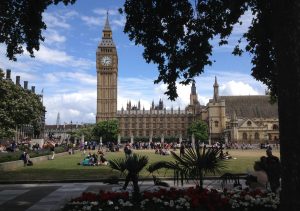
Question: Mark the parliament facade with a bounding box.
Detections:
[96,16,279,144]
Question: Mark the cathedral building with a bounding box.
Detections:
[96,15,279,144]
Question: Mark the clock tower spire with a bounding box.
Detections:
[96,13,118,122]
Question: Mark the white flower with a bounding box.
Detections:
[176,205,182,209]
[164,202,169,206]
[82,205,92,211]
[244,194,251,201]
[169,200,174,207]
[108,200,114,205]
[121,201,133,207]
[91,201,98,206]
[184,202,190,207]
[114,206,119,210]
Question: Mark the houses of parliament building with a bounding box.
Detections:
[96,15,279,144]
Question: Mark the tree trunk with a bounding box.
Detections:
[132,174,140,197]
[275,1,300,210]
[122,174,130,190]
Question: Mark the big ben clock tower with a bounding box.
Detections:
[96,13,118,122]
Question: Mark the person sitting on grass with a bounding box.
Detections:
[224,151,232,159]
[97,149,104,156]
[20,151,33,166]
[81,157,91,166]
[98,154,108,165]
[78,153,93,166]
[20,151,28,166]
[26,152,33,166]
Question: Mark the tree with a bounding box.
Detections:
[93,120,119,143]
[109,154,148,199]
[0,68,44,140]
[75,124,95,142]
[121,1,300,209]
[0,0,76,61]
[148,146,225,188]
[188,120,208,144]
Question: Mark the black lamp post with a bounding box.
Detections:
[70,121,73,143]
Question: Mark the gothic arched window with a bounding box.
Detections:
[243,133,247,140]
[214,121,219,127]
[255,132,260,140]
[273,124,279,130]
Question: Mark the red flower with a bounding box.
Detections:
[191,197,200,207]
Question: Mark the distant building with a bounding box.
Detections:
[44,123,82,142]
[83,14,281,144]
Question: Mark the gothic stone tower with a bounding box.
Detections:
[96,14,118,122]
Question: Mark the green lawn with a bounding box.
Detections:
[0,149,279,182]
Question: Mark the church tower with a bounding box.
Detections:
[190,81,198,105]
[96,13,118,122]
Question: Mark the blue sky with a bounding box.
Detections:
[0,0,267,125]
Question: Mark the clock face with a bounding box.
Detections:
[101,56,112,66]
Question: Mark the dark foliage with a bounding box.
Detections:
[0,0,76,61]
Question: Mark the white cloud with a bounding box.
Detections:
[81,16,101,26]
[63,10,79,18]
[33,45,94,69]
[111,16,126,28]
[44,90,96,124]
[43,12,71,29]
[81,8,125,29]
[43,71,96,86]
[44,29,66,44]
[220,80,259,96]
[93,8,119,16]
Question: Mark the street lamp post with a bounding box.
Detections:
[70,121,73,143]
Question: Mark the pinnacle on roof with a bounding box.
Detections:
[214,76,219,87]
[191,81,196,95]
[104,10,111,31]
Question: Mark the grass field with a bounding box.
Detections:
[0,149,279,182]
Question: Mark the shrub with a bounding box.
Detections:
[0,146,67,163]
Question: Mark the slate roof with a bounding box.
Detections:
[220,95,278,119]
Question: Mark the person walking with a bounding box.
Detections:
[264,149,281,192]
[180,144,185,157]
[50,145,55,160]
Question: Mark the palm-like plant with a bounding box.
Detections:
[109,153,148,196]
[148,145,226,188]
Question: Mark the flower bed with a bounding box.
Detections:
[62,187,279,211]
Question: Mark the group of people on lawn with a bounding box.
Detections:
[79,150,108,166]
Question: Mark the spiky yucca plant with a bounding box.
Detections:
[148,145,226,188]
[109,153,148,196]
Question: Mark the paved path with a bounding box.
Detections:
[0,180,238,211]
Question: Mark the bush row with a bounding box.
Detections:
[0,146,67,163]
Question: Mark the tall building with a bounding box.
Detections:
[96,12,118,121]
[96,16,279,144]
